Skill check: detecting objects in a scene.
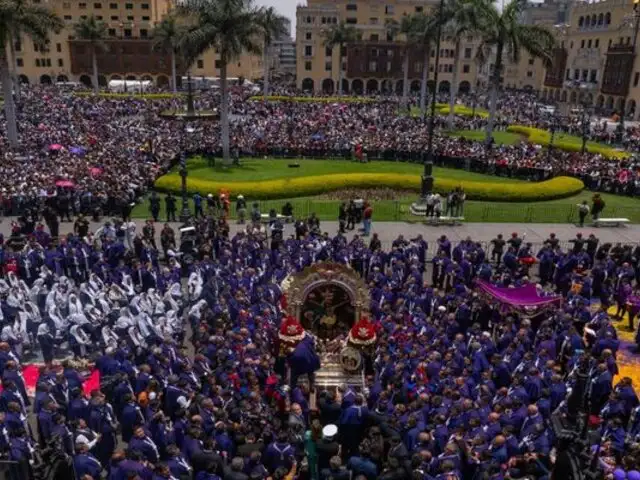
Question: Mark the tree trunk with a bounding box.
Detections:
[91,45,99,94]
[448,40,460,129]
[402,48,409,112]
[0,47,19,148]
[337,45,343,96]
[263,40,270,99]
[220,60,231,164]
[419,47,429,117]
[485,43,503,145]
[170,49,177,94]
[8,39,20,100]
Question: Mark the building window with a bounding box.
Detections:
[587,39,592,48]
[595,39,599,48]
[414,61,423,72]
[141,3,149,8]
[142,16,149,20]
[325,61,331,71]
[305,32,312,40]
[371,48,378,57]
[325,46,332,56]
[111,15,118,19]
[385,5,394,14]
[590,70,597,82]
[35,59,40,67]
[609,39,612,48]
[94,2,102,7]
[635,72,640,87]
[124,28,132,37]
[528,57,534,65]
[56,43,61,53]
[127,15,133,20]
[346,3,357,10]
[304,61,312,71]
[463,64,470,73]
[140,28,148,38]
[370,34,379,41]
[16,58,23,67]
[197,59,204,69]
[566,68,570,80]
[33,43,39,52]
[574,69,579,79]
[58,59,63,67]
[526,71,533,77]
[81,15,87,19]
[464,48,471,59]
[213,59,221,68]
[342,62,346,71]
[14,41,20,52]
[96,15,103,19]
[109,2,117,7]
[369,61,377,71]
[370,17,378,24]
[305,45,313,56]
[108,28,116,36]
[125,3,133,9]
[46,58,51,67]
[580,39,585,48]
[78,2,86,7]
[582,69,588,80]
[63,2,70,7]
[345,17,356,24]
[415,6,423,12]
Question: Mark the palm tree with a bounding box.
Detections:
[322,21,360,96]
[0,0,62,148]
[440,0,484,129]
[386,15,419,112]
[178,0,262,165]
[257,6,288,100]
[152,15,184,94]
[475,0,555,144]
[412,13,438,117]
[74,15,107,94]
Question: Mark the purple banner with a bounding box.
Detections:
[477,281,562,311]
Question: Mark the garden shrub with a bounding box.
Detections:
[248,95,375,103]
[155,172,583,202]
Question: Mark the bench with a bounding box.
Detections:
[593,218,630,228]
[425,216,465,226]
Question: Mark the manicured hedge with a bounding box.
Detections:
[507,125,629,160]
[155,172,583,202]
[73,92,183,99]
[248,95,375,103]
[436,104,489,118]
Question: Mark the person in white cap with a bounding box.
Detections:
[317,424,340,472]
[236,194,247,224]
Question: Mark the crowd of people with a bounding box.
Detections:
[1,85,640,221]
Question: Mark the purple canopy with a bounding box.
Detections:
[477,280,562,315]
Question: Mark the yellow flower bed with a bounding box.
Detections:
[155,172,583,201]
[73,92,183,99]
[436,104,489,118]
[248,95,375,103]
[507,125,629,160]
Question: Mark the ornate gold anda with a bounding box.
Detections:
[285,262,370,322]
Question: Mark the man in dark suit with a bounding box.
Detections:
[316,424,340,472]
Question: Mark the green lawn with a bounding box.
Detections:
[446,129,523,146]
[164,157,526,184]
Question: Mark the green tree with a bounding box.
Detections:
[385,15,420,111]
[322,21,360,96]
[475,0,554,144]
[152,14,184,94]
[257,6,288,99]
[412,12,438,117]
[0,0,62,147]
[178,0,262,165]
[440,0,484,129]
[73,15,107,94]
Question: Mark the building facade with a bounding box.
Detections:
[540,0,640,119]
[11,0,263,87]
[295,0,482,95]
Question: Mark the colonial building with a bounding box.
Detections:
[540,0,640,119]
[11,0,263,87]
[295,0,482,95]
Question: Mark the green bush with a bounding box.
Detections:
[248,95,375,103]
[507,125,629,160]
[155,172,583,202]
[73,92,183,99]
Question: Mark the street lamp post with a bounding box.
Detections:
[179,125,195,222]
[421,0,445,198]
[616,4,640,143]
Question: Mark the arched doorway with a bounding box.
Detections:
[628,99,637,118]
[301,78,314,92]
[351,79,363,94]
[79,75,92,86]
[18,74,29,84]
[125,75,137,81]
[561,90,567,102]
[157,75,170,88]
[410,80,421,92]
[458,81,471,94]
[111,75,122,80]
[586,93,593,104]
[606,96,614,110]
[141,75,153,82]
[40,74,52,85]
[366,79,378,93]
[541,89,547,100]
[395,79,404,95]
[427,80,435,93]
[616,97,624,112]
[341,79,349,94]
[438,80,450,93]
[381,79,393,93]
[597,95,604,108]
[98,75,107,86]
[570,91,577,104]
[56,75,69,82]
[322,78,334,94]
